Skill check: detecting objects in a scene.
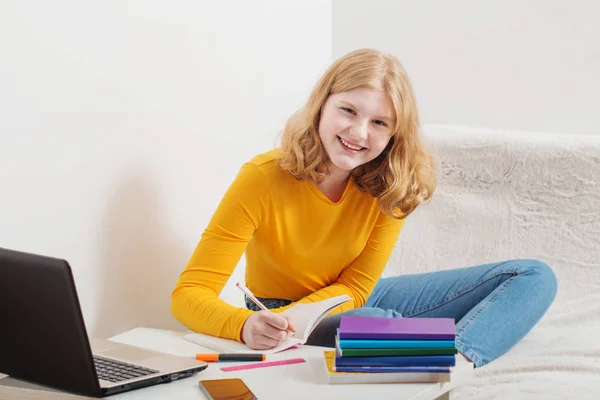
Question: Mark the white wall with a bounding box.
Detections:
[333,0,599,135]
[0,0,331,338]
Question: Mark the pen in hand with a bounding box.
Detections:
[236,282,295,336]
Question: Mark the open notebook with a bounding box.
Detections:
[183,295,352,354]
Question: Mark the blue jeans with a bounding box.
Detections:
[246,259,558,368]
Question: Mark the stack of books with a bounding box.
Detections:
[323,316,457,384]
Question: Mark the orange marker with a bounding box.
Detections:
[192,353,266,362]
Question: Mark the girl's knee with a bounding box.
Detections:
[523,259,558,304]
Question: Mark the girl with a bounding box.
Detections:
[171,49,557,368]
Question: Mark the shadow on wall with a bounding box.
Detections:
[93,166,188,338]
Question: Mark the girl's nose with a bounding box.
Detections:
[350,120,369,142]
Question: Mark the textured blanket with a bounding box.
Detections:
[384,125,600,399]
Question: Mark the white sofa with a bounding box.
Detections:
[217,124,600,398]
[384,124,600,399]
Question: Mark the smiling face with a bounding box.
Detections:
[318,86,396,177]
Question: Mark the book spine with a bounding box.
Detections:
[338,332,456,340]
[340,348,458,357]
[338,339,456,349]
[335,355,456,368]
[334,366,451,373]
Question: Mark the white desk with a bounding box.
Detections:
[0,327,473,400]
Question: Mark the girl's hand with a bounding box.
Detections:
[241,311,296,349]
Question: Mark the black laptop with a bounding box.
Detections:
[0,247,208,397]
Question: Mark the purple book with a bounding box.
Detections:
[339,316,456,340]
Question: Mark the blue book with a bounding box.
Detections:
[335,355,456,368]
[324,351,451,384]
[338,338,456,350]
[336,328,455,349]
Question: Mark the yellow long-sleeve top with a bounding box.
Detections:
[171,150,405,342]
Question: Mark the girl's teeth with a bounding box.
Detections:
[340,137,363,151]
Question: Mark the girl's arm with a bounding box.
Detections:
[170,162,269,341]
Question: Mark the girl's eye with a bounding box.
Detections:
[373,120,388,127]
[341,107,356,115]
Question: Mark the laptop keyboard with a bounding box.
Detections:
[94,355,159,383]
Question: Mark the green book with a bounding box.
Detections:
[339,347,458,357]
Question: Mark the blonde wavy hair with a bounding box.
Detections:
[278,48,436,219]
